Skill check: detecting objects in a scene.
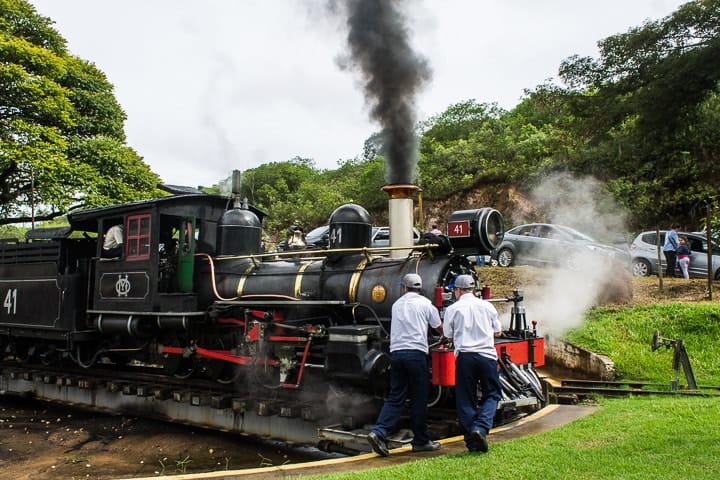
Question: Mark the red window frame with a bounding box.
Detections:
[126,213,151,261]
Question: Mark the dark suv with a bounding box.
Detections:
[629,231,720,279]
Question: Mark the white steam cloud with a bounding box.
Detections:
[508,173,631,337]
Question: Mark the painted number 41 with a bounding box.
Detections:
[4,288,17,315]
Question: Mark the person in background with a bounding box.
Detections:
[676,235,691,280]
[102,223,124,258]
[367,273,443,457]
[430,224,442,235]
[442,274,502,453]
[662,223,681,277]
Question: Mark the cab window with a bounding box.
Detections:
[126,214,152,260]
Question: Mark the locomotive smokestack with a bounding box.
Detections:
[230,169,244,209]
[382,184,419,258]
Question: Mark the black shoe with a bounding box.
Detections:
[471,430,489,453]
[412,440,441,452]
[367,431,389,457]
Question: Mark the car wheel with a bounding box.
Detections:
[632,259,651,277]
[497,248,514,267]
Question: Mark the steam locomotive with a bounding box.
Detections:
[0,186,544,450]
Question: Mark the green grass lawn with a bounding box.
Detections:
[566,303,720,385]
[308,303,720,480]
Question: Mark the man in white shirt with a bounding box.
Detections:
[367,273,443,456]
[102,224,124,258]
[442,274,502,453]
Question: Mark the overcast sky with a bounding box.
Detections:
[29,0,688,188]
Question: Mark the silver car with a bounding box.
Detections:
[490,223,630,270]
[629,231,720,279]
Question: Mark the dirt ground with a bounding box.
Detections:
[477,265,715,306]
[0,268,714,480]
[0,395,321,480]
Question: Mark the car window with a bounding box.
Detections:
[514,225,536,237]
[641,232,665,246]
[687,237,704,252]
[557,226,594,242]
[537,226,554,238]
[369,227,420,245]
[305,226,329,241]
[373,228,390,241]
[641,233,656,245]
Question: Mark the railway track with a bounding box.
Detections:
[549,379,720,402]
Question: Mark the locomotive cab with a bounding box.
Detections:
[65,194,266,335]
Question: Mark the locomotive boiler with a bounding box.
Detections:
[0,187,544,451]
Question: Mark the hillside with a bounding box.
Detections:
[369,183,540,232]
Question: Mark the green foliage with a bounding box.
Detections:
[417,100,514,198]
[0,0,160,225]
[554,0,720,228]
[0,222,25,239]
[223,155,396,243]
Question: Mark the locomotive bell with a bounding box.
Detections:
[328,204,372,250]
[216,207,262,256]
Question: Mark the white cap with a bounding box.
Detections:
[402,273,423,288]
[454,274,475,289]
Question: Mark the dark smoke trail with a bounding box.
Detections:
[333,0,432,184]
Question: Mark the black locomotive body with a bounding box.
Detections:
[0,193,544,451]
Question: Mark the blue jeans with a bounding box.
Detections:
[371,349,431,446]
[454,352,502,451]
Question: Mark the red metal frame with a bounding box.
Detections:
[126,213,152,261]
[160,335,315,389]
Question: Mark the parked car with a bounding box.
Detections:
[277,225,420,251]
[490,223,630,270]
[629,231,720,279]
[369,226,421,248]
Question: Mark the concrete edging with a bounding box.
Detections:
[544,336,616,380]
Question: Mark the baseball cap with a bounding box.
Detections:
[454,274,475,289]
[402,273,423,288]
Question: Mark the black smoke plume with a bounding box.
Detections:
[331,0,432,184]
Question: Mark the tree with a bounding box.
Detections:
[556,0,720,228]
[0,0,161,225]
